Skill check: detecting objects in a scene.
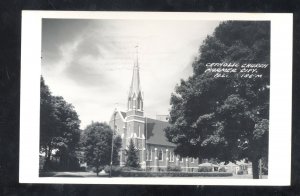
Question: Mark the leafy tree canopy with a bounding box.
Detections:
[82,122,121,175]
[165,21,270,179]
[40,76,81,170]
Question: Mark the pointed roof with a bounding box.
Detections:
[145,117,176,147]
[128,47,142,98]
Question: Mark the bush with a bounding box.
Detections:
[198,166,212,172]
[167,165,181,172]
[104,165,123,176]
[121,166,142,172]
[102,165,144,176]
[218,167,226,172]
[158,167,166,172]
[42,160,61,171]
[79,166,86,171]
[262,167,268,175]
[92,166,104,174]
[237,170,243,175]
[146,167,152,172]
[120,171,233,177]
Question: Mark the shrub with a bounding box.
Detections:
[121,166,142,172]
[42,160,61,171]
[158,167,166,172]
[79,166,87,171]
[198,166,212,172]
[146,167,152,172]
[120,171,233,177]
[218,167,226,172]
[262,167,268,175]
[92,166,105,174]
[237,170,243,175]
[167,165,181,172]
[104,165,123,176]
[102,165,145,176]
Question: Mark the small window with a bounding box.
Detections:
[158,149,163,161]
[171,153,175,162]
[180,157,183,162]
[138,98,141,109]
[146,149,152,161]
[138,125,141,138]
[146,149,149,161]
[191,158,194,163]
[169,151,174,162]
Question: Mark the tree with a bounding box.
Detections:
[40,76,81,171]
[165,21,270,179]
[125,139,140,168]
[82,122,121,176]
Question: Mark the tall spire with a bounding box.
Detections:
[129,45,141,97]
[128,45,143,111]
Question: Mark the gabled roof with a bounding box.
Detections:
[120,111,126,119]
[145,117,176,147]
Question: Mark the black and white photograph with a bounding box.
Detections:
[19,12,292,185]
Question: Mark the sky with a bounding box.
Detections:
[41,19,221,129]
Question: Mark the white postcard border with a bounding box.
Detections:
[20,11,293,185]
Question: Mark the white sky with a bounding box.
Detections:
[41,19,220,129]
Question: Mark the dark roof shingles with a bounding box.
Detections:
[120,111,126,119]
[145,118,176,147]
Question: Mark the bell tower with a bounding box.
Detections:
[125,45,146,169]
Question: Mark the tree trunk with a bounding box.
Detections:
[96,166,99,176]
[44,146,52,170]
[47,146,52,161]
[252,157,259,179]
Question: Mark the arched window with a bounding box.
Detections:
[137,98,140,109]
[191,158,194,163]
[169,151,174,162]
[158,149,163,161]
[146,149,152,161]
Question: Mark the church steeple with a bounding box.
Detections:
[128,46,143,111]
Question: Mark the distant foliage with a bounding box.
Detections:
[104,165,123,176]
[237,170,244,175]
[218,167,226,172]
[198,166,212,172]
[166,165,181,172]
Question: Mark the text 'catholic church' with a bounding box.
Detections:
[109,53,199,172]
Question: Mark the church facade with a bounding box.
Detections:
[109,56,199,172]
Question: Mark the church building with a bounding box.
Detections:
[109,52,199,172]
